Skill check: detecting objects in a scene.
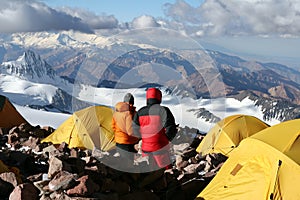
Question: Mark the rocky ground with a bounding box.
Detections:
[0,123,227,200]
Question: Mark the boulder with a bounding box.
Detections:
[0,172,18,187]
[66,175,100,196]
[0,178,14,198]
[9,183,39,200]
[48,171,77,191]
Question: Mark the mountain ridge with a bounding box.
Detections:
[0,31,299,124]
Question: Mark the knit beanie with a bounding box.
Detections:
[123,93,134,105]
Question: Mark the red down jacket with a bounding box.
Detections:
[133,88,177,152]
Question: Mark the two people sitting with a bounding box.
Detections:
[112,88,177,170]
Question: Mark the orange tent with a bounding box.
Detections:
[0,95,28,129]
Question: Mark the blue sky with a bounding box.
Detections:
[44,0,204,22]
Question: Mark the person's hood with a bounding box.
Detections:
[146,88,162,105]
[115,102,130,112]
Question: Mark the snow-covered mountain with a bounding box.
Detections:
[0,50,90,113]
[0,30,299,130]
[1,50,68,88]
[14,86,281,132]
[0,50,280,132]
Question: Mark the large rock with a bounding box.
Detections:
[0,172,18,187]
[66,175,100,196]
[48,156,66,178]
[9,183,39,200]
[48,171,77,191]
[0,178,14,198]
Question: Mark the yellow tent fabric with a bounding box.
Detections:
[0,95,28,129]
[196,114,269,156]
[251,119,300,165]
[42,105,116,151]
[198,119,300,200]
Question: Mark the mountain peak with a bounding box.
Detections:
[18,50,41,65]
[56,33,76,46]
[1,50,56,80]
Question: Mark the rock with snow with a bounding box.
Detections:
[48,171,77,191]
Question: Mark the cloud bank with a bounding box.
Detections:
[164,0,300,37]
[59,7,119,30]
[0,0,119,33]
[0,0,94,33]
[1,0,300,38]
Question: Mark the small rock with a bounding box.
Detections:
[22,136,40,150]
[183,163,201,174]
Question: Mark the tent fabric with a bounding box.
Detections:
[251,118,300,165]
[0,95,28,129]
[198,119,300,200]
[42,105,116,151]
[196,114,269,156]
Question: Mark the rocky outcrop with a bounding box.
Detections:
[0,122,226,200]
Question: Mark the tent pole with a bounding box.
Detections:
[270,160,282,200]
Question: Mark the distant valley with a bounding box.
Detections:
[0,31,299,124]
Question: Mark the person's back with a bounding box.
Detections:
[112,101,139,145]
[133,88,177,169]
[112,93,139,160]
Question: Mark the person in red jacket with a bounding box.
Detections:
[133,88,177,170]
[112,93,139,161]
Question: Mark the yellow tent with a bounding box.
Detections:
[196,114,269,156]
[42,105,115,151]
[0,95,28,129]
[198,119,300,200]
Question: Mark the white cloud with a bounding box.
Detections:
[2,0,300,38]
[163,0,300,37]
[131,15,160,29]
[164,0,202,24]
[0,0,118,33]
[60,7,119,30]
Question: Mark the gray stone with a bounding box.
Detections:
[48,171,77,191]
[0,172,18,187]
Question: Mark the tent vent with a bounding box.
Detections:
[230,163,243,176]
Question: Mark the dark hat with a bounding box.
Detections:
[123,93,134,105]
